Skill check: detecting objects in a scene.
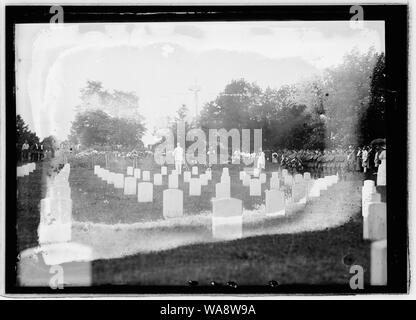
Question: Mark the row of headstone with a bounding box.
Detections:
[17,162,36,177]
[211,171,342,240]
[361,179,387,286]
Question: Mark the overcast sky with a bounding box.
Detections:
[15,21,384,144]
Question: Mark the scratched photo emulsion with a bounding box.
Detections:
[9,8,398,293]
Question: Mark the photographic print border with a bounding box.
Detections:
[4,4,409,295]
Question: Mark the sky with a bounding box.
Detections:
[15,21,385,144]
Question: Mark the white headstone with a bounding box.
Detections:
[183,171,191,183]
[222,167,229,176]
[292,183,307,204]
[137,182,153,202]
[171,170,178,176]
[317,178,327,191]
[260,173,267,184]
[192,166,198,175]
[126,166,134,176]
[242,174,251,186]
[294,174,303,184]
[153,173,163,186]
[239,171,246,180]
[221,174,230,185]
[282,169,288,177]
[365,202,387,241]
[271,172,279,179]
[362,192,381,218]
[371,239,387,285]
[253,168,260,177]
[108,172,117,185]
[364,180,375,188]
[212,198,243,240]
[161,166,168,175]
[124,177,137,195]
[215,182,231,199]
[189,178,201,196]
[168,174,179,189]
[307,180,320,198]
[114,173,124,189]
[200,174,208,186]
[250,179,261,196]
[324,175,333,187]
[284,175,293,186]
[303,172,311,180]
[163,189,183,218]
[270,177,280,190]
[265,189,285,216]
[94,165,100,174]
[142,171,150,181]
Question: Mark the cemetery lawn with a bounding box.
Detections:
[91,217,371,286]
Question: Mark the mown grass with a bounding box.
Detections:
[91,218,371,286]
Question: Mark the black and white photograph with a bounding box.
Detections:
[2,4,409,296]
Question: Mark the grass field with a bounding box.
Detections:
[15,157,375,287]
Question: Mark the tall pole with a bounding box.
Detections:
[189,82,201,118]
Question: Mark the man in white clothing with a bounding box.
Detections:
[173,143,184,175]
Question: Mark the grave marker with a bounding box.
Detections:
[265,189,285,216]
[189,178,201,196]
[371,240,387,285]
[153,173,163,186]
[142,171,150,181]
[250,179,261,196]
[215,182,231,199]
[365,202,387,241]
[163,189,184,218]
[183,171,191,183]
[133,168,141,179]
[168,174,179,189]
[124,177,137,195]
[137,182,153,202]
[212,198,243,240]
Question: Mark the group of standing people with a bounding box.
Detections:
[356,144,386,185]
[269,143,386,184]
[20,140,45,162]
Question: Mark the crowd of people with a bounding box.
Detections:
[19,140,45,163]
[269,143,387,181]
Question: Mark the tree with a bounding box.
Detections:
[16,114,39,147]
[322,48,378,147]
[69,109,145,149]
[42,135,59,151]
[358,53,386,145]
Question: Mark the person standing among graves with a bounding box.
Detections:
[257,148,266,172]
[361,146,369,173]
[21,140,29,162]
[376,143,386,186]
[173,142,184,175]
